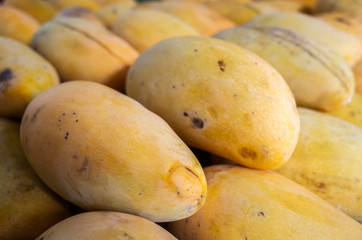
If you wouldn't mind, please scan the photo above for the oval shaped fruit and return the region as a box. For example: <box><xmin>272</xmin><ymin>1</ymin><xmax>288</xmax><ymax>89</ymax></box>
<box><xmin>276</xmin><ymin>107</ymin><xmax>362</xmax><ymax>221</ymax></box>
<box><xmin>138</xmin><ymin>1</ymin><xmax>235</xmax><ymax>36</ymax></box>
<box><xmin>244</xmin><ymin>11</ymin><xmax>362</xmax><ymax>66</ymax></box>
<box><xmin>0</xmin><ymin>5</ymin><xmax>40</xmax><ymax>45</ymax></box>
<box><xmin>168</xmin><ymin>165</ymin><xmax>362</xmax><ymax>240</ymax></box>
<box><xmin>0</xmin><ymin>36</ymin><xmax>60</xmax><ymax>119</ymax></box>
<box><xmin>126</xmin><ymin>36</ymin><xmax>300</xmax><ymax>170</ymax></box>
<box><xmin>20</xmin><ymin>81</ymin><xmax>207</xmax><ymax>222</ymax></box>
<box><xmin>36</xmin><ymin>211</ymin><xmax>177</xmax><ymax>240</ymax></box>
<box><xmin>214</xmin><ymin>25</ymin><xmax>354</xmax><ymax>111</ymax></box>
<box><xmin>112</xmin><ymin>9</ymin><xmax>199</xmax><ymax>52</ymax></box>
<box><xmin>0</xmin><ymin>118</ymin><xmax>69</xmax><ymax>240</ymax></box>
<box><xmin>31</xmin><ymin>17</ymin><xmax>139</xmax><ymax>92</ymax></box>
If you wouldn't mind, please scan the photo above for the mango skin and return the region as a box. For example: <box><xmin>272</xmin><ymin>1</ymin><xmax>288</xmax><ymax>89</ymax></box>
<box><xmin>3</xmin><ymin>0</ymin><xmax>58</xmax><ymax>23</ymax></box>
<box><xmin>0</xmin><ymin>118</ymin><xmax>69</xmax><ymax>240</ymax></box>
<box><xmin>137</xmin><ymin>1</ymin><xmax>235</xmax><ymax>36</ymax></box>
<box><xmin>126</xmin><ymin>36</ymin><xmax>300</xmax><ymax>170</ymax></box>
<box><xmin>20</xmin><ymin>81</ymin><xmax>207</xmax><ymax>223</ymax></box>
<box><xmin>244</xmin><ymin>12</ymin><xmax>362</xmax><ymax>66</ymax></box>
<box><xmin>112</xmin><ymin>9</ymin><xmax>199</xmax><ymax>52</ymax></box>
<box><xmin>276</xmin><ymin>107</ymin><xmax>362</xmax><ymax>221</ymax></box>
<box><xmin>36</xmin><ymin>211</ymin><xmax>177</xmax><ymax>240</ymax></box>
<box><xmin>0</xmin><ymin>37</ymin><xmax>60</xmax><ymax>119</ymax></box>
<box><xmin>327</xmin><ymin>93</ymin><xmax>362</xmax><ymax>129</ymax></box>
<box><xmin>168</xmin><ymin>165</ymin><xmax>362</xmax><ymax>240</ymax></box>
<box><xmin>0</xmin><ymin>6</ymin><xmax>40</xmax><ymax>45</ymax></box>
<box><xmin>214</xmin><ymin>25</ymin><xmax>355</xmax><ymax>112</ymax></box>
<box><xmin>31</xmin><ymin>17</ymin><xmax>138</xmax><ymax>92</ymax></box>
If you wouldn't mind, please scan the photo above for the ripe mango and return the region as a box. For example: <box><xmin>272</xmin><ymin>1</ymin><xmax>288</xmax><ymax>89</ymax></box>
<box><xmin>168</xmin><ymin>165</ymin><xmax>362</xmax><ymax>240</ymax></box>
<box><xmin>0</xmin><ymin>36</ymin><xmax>59</xmax><ymax>119</ymax></box>
<box><xmin>36</xmin><ymin>211</ymin><xmax>177</xmax><ymax>240</ymax></box>
<box><xmin>31</xmin><ymin>17</ymin><xmax>138</xmax><ymax>92</ymax></box>
<box><xmin>20</xmin><ymin>81</ymin><xmax>207</xmax><ymax>222</ymax></box>
<box><xmin>0</xmin><ymin>118</ymin><xmax>69</xmax><ymax>240</ymax></box>
<box><xmin>126</xmin><ymin>36</ymin><xmax>299</xmax><ymax>170</ymax></box>
<box><xmin>276</xmin><ymin>107</ymin><xmax>362</xmax><ymax>221</ymax></box>
<box><xmin>112</xmin><ymin>9</ymin><xmax>199</xmax><ymax>52</ymax></box>
<box><xmin>0</xmin><ymin>5</ymin><xmax>40</xmax><ymax>45</ymax></box>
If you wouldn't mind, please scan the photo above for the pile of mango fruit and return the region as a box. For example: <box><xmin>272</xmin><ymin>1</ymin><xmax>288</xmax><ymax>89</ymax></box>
<box><xmin>1</xmin><ymin>0</ymin><xmax>362</xmax><ymax>239</ymax></box>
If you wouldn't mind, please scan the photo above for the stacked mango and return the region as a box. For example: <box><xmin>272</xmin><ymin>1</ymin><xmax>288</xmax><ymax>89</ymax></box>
<box><xmin>0</xmin><ymin>0</ymin><xmax>362</xmax><ymax>239</ymax></box>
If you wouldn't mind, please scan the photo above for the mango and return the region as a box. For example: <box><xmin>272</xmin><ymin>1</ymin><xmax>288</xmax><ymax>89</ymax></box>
<box><xmin>0</xmin><ymin>36</ymin><xmax>60</xmax><ymax>119</ymax></box>
<box><xmin>3</xmin><ymin>0</ymin><xmax>58</xmax><ymax>23</ymax></box>
<box><xmin>54</xmin><ymin>7</ymin><xmax>104</xmax><ymax>26</ymax></box>
<box><xmin>137</xmin><ymin>1</ymin><xmax>235</xmax><ymax>36</ymax></box>
<box><xmin>0</xmin><ymin>118</ymin><xmax>69</xmax><ymax>240</ymax></box>
<box><xmin>0</xmin><ymin>5</ymin><xmax>40</xmax><ymax>45</ymax></box>
<box><xmin>275</xmin><ymin>107</ymin><xmax>362</xmax><ymax>221</ymax></box>
<box><xmin>31</xmin><ymin>17</ymin><xmax>138</xmax><ymax>92</ymax></box>
<box><xmin>20</xmin><ymin>81</ymin><xmax>207</xmax><ymax>222</ymax></box>
<box><xmin>244</xmin><ymin>11</ymin><xmax>362</xmax><ymax>66</ymax></box>
<box><xmin>112</xmin><ymin>9</ymin><xmax>199</xmax><ymax>52</ymax></box>
<box><xmin>126</xmin><ymin>36</ymin><xmax>300</xmax><ymax>170</ymax></box>
<box><xmin>168</xmin><ymin>165</ymin><xmax>362</xmax><ymax>240</ymax></box>
<box><xmin>214</xmin><ymin>25</ymin><xmax>354</xmax><ymax>111</ymax></box>
<box><xmin>97</xmin><ymin>3</ymin><xmax>135</xmax><ymax>29</ymax></box>
<box><xmin>36</xmin><ymin>211</ymin><xmax>177</xmax><ymax>240</ymax></box>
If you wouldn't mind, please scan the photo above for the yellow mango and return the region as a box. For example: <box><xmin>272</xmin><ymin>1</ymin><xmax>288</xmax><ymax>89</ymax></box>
<box><xmin>31</xmin><ymin>17</ymin><xmax>138</xmax><ymax>92</ymax></box>
<box><xmin>0</xmin><ymin>6</ymin><xmax>40</xmax><ymax>45</ymax></box>
<box><xmin>137</xmin><ymin>1</ymin><xmax>236</xmax><ymax>36</ymax></box>
<box><xmin>97</xmin><ymin>3</ymin><xmax>135</xmax><ymax>29</ymax></box>
<box><xmin>214</xmin><ymin>25</ymin><xmax>354</xmax><ymax>111</ymax></box>
<box><xmin>47</xmin><ymin>0</ymin><xmax>101</xmax><ymax>11</ymax></box>
<box><xmin>3</xmin><ymin>0</ymin><xmax>58</xmax><ymax>23</ymax></box>
<box><xmin>126</xmin><ymin>36</ymin><xmax>299</xmax><ymax>170</ymax></box>
<box><xmin>201</xmin><ymin>1</ymin><xmax>260</xmax><ymax>25</ymax></box>
<box><xmin>54</xmin><ymin>7</ymin><xmax>105</xmax><ymax>26</ymax></box>
<box><xmin>168</xmin><ymin>165</ymin><xmax>362</xmax><ymax>240</ymax></box>
<box><xmin>276</xmin><ymin>107</ymin><xmax>362</xmax><ymax>221</ymax></box>
<box><xmin>95</xmin><ymin>0</ymin><xmax>136</xmax><ymax>7</ymax></box>
<box><xmin>0</xmin><ymin>37</ymin><xmax>60</xmax><ymax>119</ymax></box>
<box><xmin>36</xmin><ymin>211</ymin><xmax>177</xmax><ymax>240</ymax></box>
<box><xmin>20</xmin><ymin>81</ymin><xmax>207</xmax><ymax>222</ymax></box>
<box><xmin>0</xmin><ymin>118</ymin><xmax>69</xmax><ymax>240</ymax></box>
<box><xmin>112</xmin><ymin>9</ymin><xmax>199</xmax><ymax>52</ymax></box>
<box><xmin>244</xmin><ymin>11</ymin><xmax>362</xmax><ymax>66</ymax></box>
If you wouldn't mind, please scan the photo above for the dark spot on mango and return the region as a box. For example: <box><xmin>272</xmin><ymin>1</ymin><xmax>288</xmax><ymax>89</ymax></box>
<box><xmin>317</xmin><ymin>182</ymin><xmax>326</xmax><ymax>188</ymax></box>
<box><xmin>194</xmin><ymin>49</ymin><xmax>198</xmax><ymax>52</ymax></box>
<box><xmin>258</xmin><ymin>211</ymin><xmax>265</xmax><ymax>217</ymax></box>
<box><xmin>185</xmin><ymin>166</ymin><xmax>199</xmax><ymax>178</ymax></box>
<box><xmin>218</xmin><ymin>60</ymin><xmax>226</xmax><ymax>72</ymax></box>
<box><xmin>64</xmin><ymin>131</ymin><xmax>69</xmax><ymax>140</ymax></box>
<box><xmin>81</xmin><ymin>157</ymin><xmax>89</xmax><ymax>172</ymax></box>
<box><xmin>0</xmin><ymin>68</ymin><xmax>13</xmax><ymax>82</ymax></box>
<box><xmin>183</xmin><ymin>112</ymin><xmax>189</xmax><ymax>117</ymax></box>
<box><xmin>239</xmin><ymin>147</ymin><xmax>257</xmax><ymax>160</ymax></box>
<box><xmin>172</xmin><ymin>85</ymin><xmax>176</xmax><ymax>88</ymax></box>
<box><xmin>192</xmin><ymin>117</ymin><xmax>204</xmax><ymax>129</ymax></box>
<box><xmin>335</xmin><ymin>17</ymin><xmax>351</xmax><ymax>25</ymax></box>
